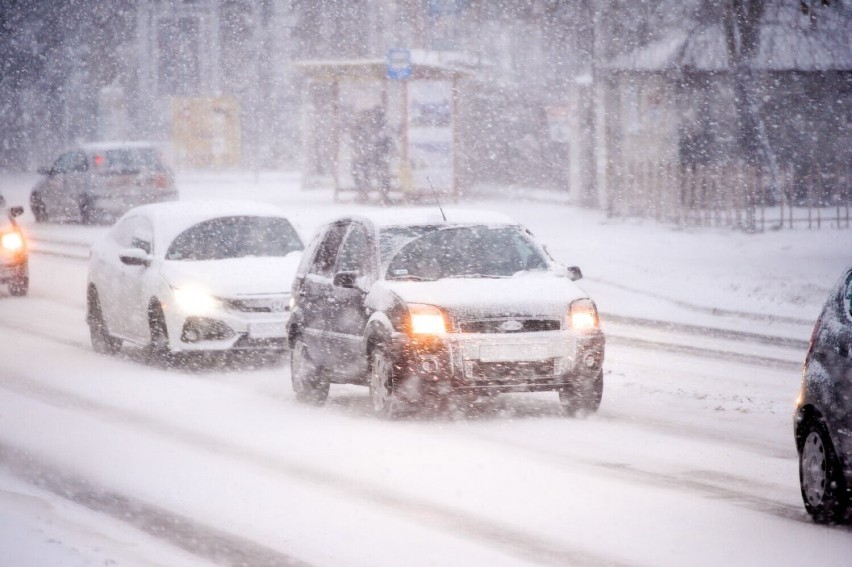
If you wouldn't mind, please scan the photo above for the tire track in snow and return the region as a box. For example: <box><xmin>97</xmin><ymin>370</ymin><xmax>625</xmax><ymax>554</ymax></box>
<box><xmin>0</xmin><ymin>442</ymin><xmax>311</xmax><ymax>567</ymax></box>
<box><xmin>459</xmin><ymin>429</ymin><xmax>805</xmax><ymax>524</ymax></box>
<box><xmin>607</xmin><ymin>335</ymin><xmax>801</xmax><ymax>371</ymax></box>
<box><xmin>0</xmin><ymin>368</ymin><xmax>626</xmax><ymax>567</ymax></box>
<box><xmin>0</xmin><ymin>316</ymin><xmax>809</xmax><ymax>535</ymax></box>
<box><xmin>602</xmin><ymin>313</ymin><xmax>809</xmax><ymax>350</ymax></box>
<box><xmin>587</xmin><ymin>277</ymin><xmax>813</xmax><ymax>326</ymax></box>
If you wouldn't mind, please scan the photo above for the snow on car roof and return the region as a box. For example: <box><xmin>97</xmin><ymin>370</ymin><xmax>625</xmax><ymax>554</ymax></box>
<box><xmin>120</xmin><ymin>200</ymin><xmax>294</xmax><ymax>255</ymax></box>
<box><xmin>79</xmin><ymin>141</ymin><xmax>160</xmax><ymax>152</ymax></box>
<box><xmin>345</xmin><ymin>208</ymin><xmax>518</xmax><ymax>230</ymax></box>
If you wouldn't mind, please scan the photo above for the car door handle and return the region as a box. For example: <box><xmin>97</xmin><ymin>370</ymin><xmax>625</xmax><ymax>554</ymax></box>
<box><xmin>837</xmin><ymin>344</ymin><xmax>850</xmax><ymax>358</ymax></box>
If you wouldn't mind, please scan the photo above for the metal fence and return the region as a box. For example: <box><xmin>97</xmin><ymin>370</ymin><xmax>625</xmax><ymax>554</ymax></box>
<box><xmin>607</xmin><ymin>162</ymin><xmax>851</xmax><ymax>231</ymax></box>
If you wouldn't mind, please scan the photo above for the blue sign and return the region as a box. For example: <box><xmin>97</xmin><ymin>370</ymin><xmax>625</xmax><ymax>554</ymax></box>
<box><xmin>387</xmin><ymin>48</ymin><xmax>412</xmax><ymax>80</ymax></box>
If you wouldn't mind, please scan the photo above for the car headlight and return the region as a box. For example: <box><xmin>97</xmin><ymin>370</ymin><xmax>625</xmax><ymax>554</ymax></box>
<box><xmin>408</xmin><ymin>303</ymin><xmax>448</xmax><ymax>335</ymax></box>
<box><xmin>1</xmin><ymin>231</ymin><xmax>24</xmax><ymax>251</ymax></box>
<box><xmin>172</xmin><ymin>286</ymin><xmax>220</xmax><ymax>315</ymax></box>
<box><xmin>568</xmin><ymin>298</ymin><xmax>599</xmax><ymax>330</ymax></box>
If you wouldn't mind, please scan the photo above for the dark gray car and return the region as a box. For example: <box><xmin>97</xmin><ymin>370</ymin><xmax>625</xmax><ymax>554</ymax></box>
<box><xmin>795</xmin><ymin>266</ymin><xmax>852</xmax><ymax>524</ymax></box>
<box><xmin>286</xmin><ymin>210</ymin><xmax>605</xmax><ymax>419</ymax></box>
<box><xmin>30</xmin><ymin>142</ymin><xmax>177</xmax><ymax>225</ymax></box>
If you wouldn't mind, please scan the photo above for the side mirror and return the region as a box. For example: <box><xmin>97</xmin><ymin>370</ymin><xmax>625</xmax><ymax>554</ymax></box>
<box><xmin>333</xmin><ymin>271</ymin><xmax>359</xmax><ymax>289</ymax></box>
<box><xmin>9</xmin><ymin>206</ymin><xmax>23</xmax><ymax>218</ymax></box>
<box><xmin>37</xmin><ymin>166</ymin><xmax>53</xmax><ymax>176</ymax></box>
<box><xmin>566</xmin><ymin>266</ymin><xmax>583</xmax><ymax>281</ymax></box>
<box><xmin>119</xmin><ymin>247</ymin><xmax>151</xmax><ymax>267</ymax></box>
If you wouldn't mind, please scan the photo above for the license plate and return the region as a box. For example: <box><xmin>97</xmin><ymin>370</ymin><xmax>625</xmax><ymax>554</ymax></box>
<box><xmin>479</xmin><ymin>343</ymin><xmax>548</xmax><ymax>362</ymax></box>
<box><xmin>248</xmin><ymin>321</ymin><xmax>287</xmax><ymax>339</ymax></box>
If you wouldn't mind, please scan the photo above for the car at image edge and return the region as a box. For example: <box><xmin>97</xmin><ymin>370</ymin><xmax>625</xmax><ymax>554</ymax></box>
<box><xmin>31</xmin><ymin>141</ymin><xmax>177</xmax><ymax>225</ymax></box>
<box><xmin>86</xmin><ymin>200</ymin><xmax>303</xmax><ymax>360</ymax></box>
<box><xmin>795</xmin><ymin>266</ymin><xmax>852</xmax><ymax>524</ymax></box>
<box><xmin>0</xmin><ymin>193</ymin><xmax>28</xmax><ymax>296</ymax></box>
<box><xmin>287</xmin><ymin>209</ymin><xmax>605</xmax><ymax>418</ymax></box>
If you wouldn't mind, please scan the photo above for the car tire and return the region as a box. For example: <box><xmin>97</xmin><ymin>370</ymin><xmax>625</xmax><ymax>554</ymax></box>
<box><xmin>79</xmin><ymin>197</ymin><xmax>97</xmax><ymax>225</ymax></box>
<box><xmin>799</xmin><ymin>419</ymin><xmax>850</xmax><ymax>524</ymax></box>
<box><xmin>7</xmin><ymin>263</ymin><xmax>29</xmax><ymax>297</ymax></box>
<box><xmin>370</xmin><ymin>348</ymin><xmax>402</xmax><ymax>419</ymax></box>
<box><xmin>87</xmin><ymin>288</ymin><xmax>122</xmax><ymax>355</ymax></box>
<box><xmin>147</xmin><ymin>302</ymin><xmax>174</xmax><ymax>365</ymax></box>
<box><xmin>30</xmin><ymin>192</ymin><xmax>47</xmax><ymax>223</ymax></box>
<box><xmin>290</xmin><ymin>338</ymin><xmax>330</xmax><ymax>405</ymax></box>
<box><xmin>559</xmin><ymin>369</ymin><xmax>603</xmax><ymax>417</ymax></box>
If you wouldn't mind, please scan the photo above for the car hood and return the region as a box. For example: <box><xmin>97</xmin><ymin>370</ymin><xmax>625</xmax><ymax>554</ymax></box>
<box><xmin>160</xmin><ymin>252</ymin><xmax>301</xmax><ymax>297</ymax></box>
<box><xmin>374</xmin><ymin>271</ymin><xmax>589</xmax><ymax>319</ymax></box>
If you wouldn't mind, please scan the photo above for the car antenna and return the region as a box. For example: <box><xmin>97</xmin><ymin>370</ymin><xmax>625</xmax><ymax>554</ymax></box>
<box><xmin>427</xmin><ymin>176</ymin><xmax>447</xmax><ymax>222</ymax></box>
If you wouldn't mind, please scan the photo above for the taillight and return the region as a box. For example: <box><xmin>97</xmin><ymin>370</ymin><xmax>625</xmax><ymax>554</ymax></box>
<box><xmin>154</xmin><ymin>174</ymin><xmax>170</xmax><ymax>189</ymax></box>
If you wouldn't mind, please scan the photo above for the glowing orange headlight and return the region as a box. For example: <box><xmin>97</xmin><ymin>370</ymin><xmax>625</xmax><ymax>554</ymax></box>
<box><xmin>1</xmin><ymin>231</ymin><xmax>24</xmax><ymax>251</ymax></box>
<box><xmin>408</xmin><ymin>304</ymin><xmax>447</xmax><ymax>335</ymax></box>
<box><xmin>569</xmin><ymin>299</ymin><xmax>598</xmax><ymax>330</ymax></box>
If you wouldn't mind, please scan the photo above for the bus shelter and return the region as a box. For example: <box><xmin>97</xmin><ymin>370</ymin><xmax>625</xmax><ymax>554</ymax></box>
<box><xmin>294</xmin><ymin>58</ymin><xmax>468</xmax><ymax>202</ymax></box>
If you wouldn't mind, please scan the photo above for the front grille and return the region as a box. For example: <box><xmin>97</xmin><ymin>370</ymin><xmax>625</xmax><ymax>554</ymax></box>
<box><xmin>225</xmin><ymin>295</ymin><xmax>289</xmax><ymax>313</ymax></box>
<box><xmin>458</xmin><ymin>318</ymin><xmax>561</xmax><ymax>334</ymax></box>
<box><xmin>467</xmin><ymin>359</ymin><xmax>556</xmax><ymax>380</ymax></box>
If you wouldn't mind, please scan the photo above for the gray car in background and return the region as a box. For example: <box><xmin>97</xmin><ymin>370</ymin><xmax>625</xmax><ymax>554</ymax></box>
<box><xmin>30</xmin><ymin>142</ymin><xmax>178</xmax><ymax>225</ymax></box>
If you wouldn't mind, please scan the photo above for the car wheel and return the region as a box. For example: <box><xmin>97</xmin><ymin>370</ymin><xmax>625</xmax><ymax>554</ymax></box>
<box><xmin>370</xmin><ymin>348</ymin><xmax>402</xmax><ymax>419</ymax></box>
<box><xmin>799</xmin><ymin>419</ymin><xmax>849</xmax><ymax>524</ymax></box>
<box><xmin>147</xmin><ymin>302</ymin><xmax>174</xmax><ymax>365</ymax></box>
<box><xmin>559</xmin><ymin>369</ymin><xmax>603</xmax><ymax>417</ymax></box>
<box><xmin>290</xmin><ymin>338</ymin><xmax>329</xmax><ymax>405</ymax></box>
<box><xmin>8</xmin><ymin>265</ymin><xmax>28</xmax><ymax>297</ymax></box>
<box><xmin>87</xmin><ymin>288</ymin><xmax>121</xmax><ymax>355</ymax></box>
<box><xmin>79</xmin><ymin>197</ymin><xmax>97</xmax><ymax>225</ymax></box>
<box><xmin>30</xmin><ymin>192</ymin><xmax>47</xmax><ymax>223</ymax></box>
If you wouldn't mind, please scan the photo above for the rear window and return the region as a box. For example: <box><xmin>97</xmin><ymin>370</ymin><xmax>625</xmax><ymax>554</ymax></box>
<box><xmin>92</xmin><ymin>148</ymin><xmax>165</xmax><ymax>174</ymax></box>
<box><xmin>166</xmin><ymin>216</ymin><xmax>303</xmax><ymax>261</ymax></box>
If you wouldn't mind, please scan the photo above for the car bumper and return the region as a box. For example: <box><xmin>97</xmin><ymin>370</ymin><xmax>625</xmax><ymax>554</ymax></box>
<box><xmin>0</xmin><ymin>256</ymin><xmax>27</xmax><ymax>282</ymax></box>
<box><xmin>386</xmin><ymin>329</ymin><xmax>605</xmax><ymax>395</ymax></box>
<box><xmin>164</xmin><ymin>304</ymin><xmax>291</xmax><ymax>353</ymax></box>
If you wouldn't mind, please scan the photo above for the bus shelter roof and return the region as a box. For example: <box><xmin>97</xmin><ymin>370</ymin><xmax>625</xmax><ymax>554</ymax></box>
<box><xmin>292</xmin><ymin>59</ymin><xmax>470</xmax><ymax>82</ymax></box>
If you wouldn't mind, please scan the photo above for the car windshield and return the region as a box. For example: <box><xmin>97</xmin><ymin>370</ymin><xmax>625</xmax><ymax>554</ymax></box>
<box><xmin>165</xmin><ymin>216</ymin><xmax>303</xmax><ymax>261</ymax></box>
<box><xmin>385</xmin><ymin>225</ymin><xmax>548</xmax><ymax>281</ymax></box>
<box><xmin>94</xmin><ymin>148</ymin><xmax>165</xmax><ymax>174</ymax></box>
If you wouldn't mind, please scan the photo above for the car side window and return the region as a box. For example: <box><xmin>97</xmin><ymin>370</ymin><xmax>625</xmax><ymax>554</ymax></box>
<box><xmin>296</xmin><ymin>232</ymin><xmax>323</xmax><ymax>278</ymax></box>
<box><xmin>52</xmin><ymin>152</ymin><xmax>75</xmax><ymax>174</ymax></box>
<box><xmin>844</xmin><ymin>273</ymin><xmax>852</xmax><ymax>321</ymax></box>
<box><xmin>70</xmin><ymin>151</ymin><xmax>88</xmax><ymax>173</ymax></box>
<box><xmin>109</xmin><ymin>218</ymin><xmax>135</xmax><ymax>247</ymax></box>
<box><xmin>309</xmin><ymin>223</ymin><xmax>348</xmax><ymax>278</ymax></box>
<box><xmin>130</xmin><ymin>218</ymin><xmax>154</xmax><ymax>255</ymax></box>
<box><xmin>110</xmin><ymin>216</ymin><xmax>151</xmax><ymax>249</ymax></box>
<box><xmin>336</xmin><ymin>224</ymin><xmax>373</xmax><ymax>275</ymax></box>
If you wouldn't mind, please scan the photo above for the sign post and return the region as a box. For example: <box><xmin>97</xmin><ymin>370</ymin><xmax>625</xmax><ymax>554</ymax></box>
<box><xmin>386</xmin><ymin>48</ymin><xmax>412</xmax><ymax>80</ymax></box>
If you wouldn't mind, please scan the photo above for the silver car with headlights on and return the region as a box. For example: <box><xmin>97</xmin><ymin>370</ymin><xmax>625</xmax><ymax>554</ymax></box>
<box><xmin>86</xmin><ymin>200</ymin><xmax>303</xmax><ymax>362</ymax></box>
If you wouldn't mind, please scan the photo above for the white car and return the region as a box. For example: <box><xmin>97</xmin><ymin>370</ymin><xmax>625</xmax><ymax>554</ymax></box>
<box><xmin>86</xmin><ymin>200</ymin><xmax>303</xmax><ymax>360</ymax></box>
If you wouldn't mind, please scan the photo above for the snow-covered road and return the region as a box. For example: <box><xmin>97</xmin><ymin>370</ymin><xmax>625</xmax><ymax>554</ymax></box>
<box><xmin>1</xmin><ymin>172</ymin><xmax>850</xmax><ymax>565</ymax></box>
